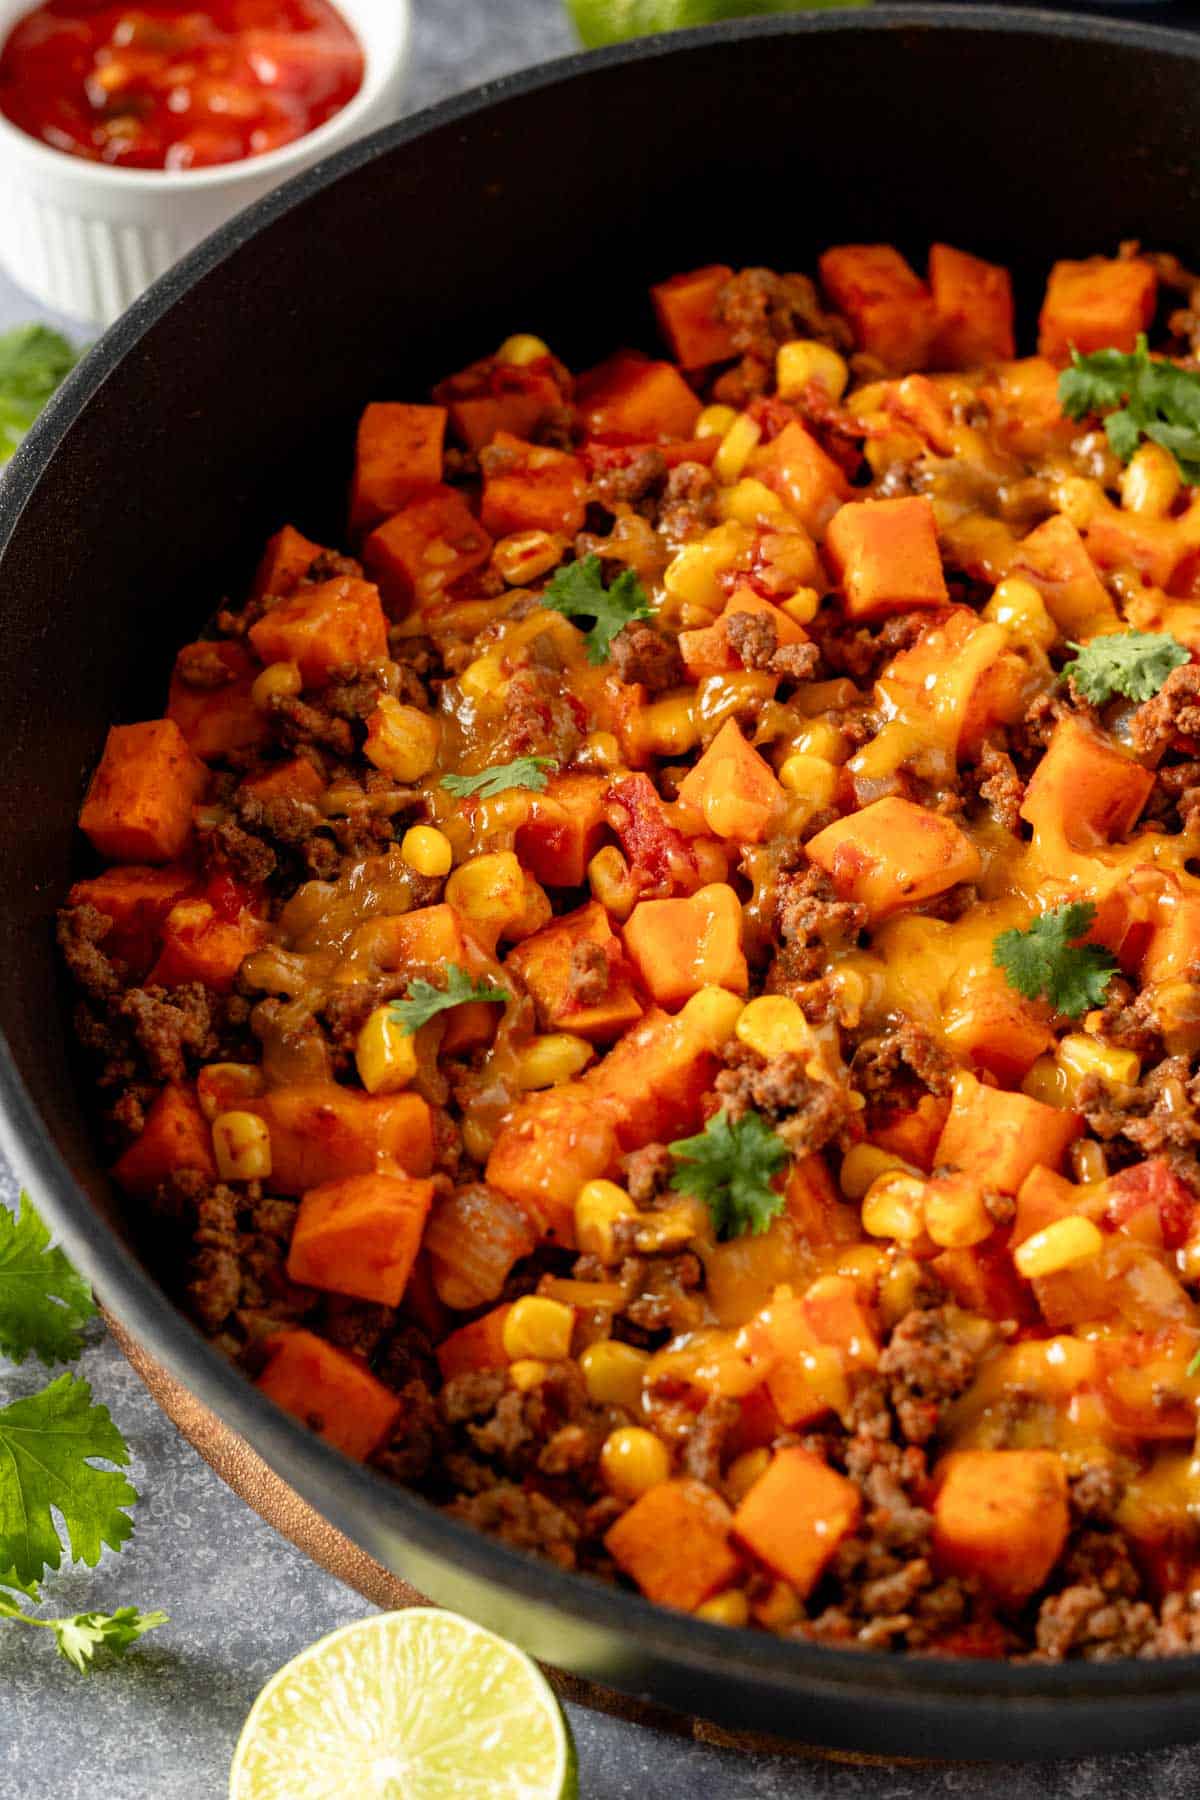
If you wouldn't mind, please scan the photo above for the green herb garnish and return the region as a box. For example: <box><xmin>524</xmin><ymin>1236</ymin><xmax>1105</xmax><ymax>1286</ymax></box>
<box><xmin>0</xmin><ymin>1190</ymin><xmax>96</xmax><ymax>1367</ymax></box>
<box><xmin>1061</xmin><ymin>630</ymin><xmax>1190</xmax><ymax>706</ymax></box>
<box><xmin>668</xmin><ymin>1107</ymin><xmax>790</xmax><ymax>1241</ymax></box>
<box><xmin>0</xmin><ymin>1591</ymin><xmax>168</xmax><ymax>1674</ymax></box>
<box><xmin>441</xmin><ymin>756</ymin><xmax>558</xmax><ymax>800</ymax></box>
<box><xmin>388</xmin><ymin>963</ymin><xmax>510</xmax><ymax>1036</ymax></box>
<box><xmin>542</xmin><ymin>553</ymin><xmax>652</xmax><ymax>665</ymax></box>
<box><xmin>993</xmin><ymin>901</ymin><xmax>1117</xmax><ymax>1018</ymax></box>
<box><xmin>1059</xmin><ymin>337</ymin><xmax>1200</xmax><ymax>482</ymax></box>
<box><xmin>0</xmin><ymin>325</ymin><xmax>82</xmax><ymax>464</ymax></box>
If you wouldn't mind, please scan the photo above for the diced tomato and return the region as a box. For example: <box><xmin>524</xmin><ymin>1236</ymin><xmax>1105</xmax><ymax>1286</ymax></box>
<box><xmin>1106</xmin><ymin>1158</ymin><xmax>1197</xmax><ymax>1250</ymax></box>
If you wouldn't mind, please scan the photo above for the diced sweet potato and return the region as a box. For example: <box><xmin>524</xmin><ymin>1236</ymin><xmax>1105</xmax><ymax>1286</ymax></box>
<box><xmin>824</xmin><ymin>495</ymin><xmax>948</xmax><ymax>621</ymax></box>
<box><xmin>928</xmin><ymin>243</ymin><xmax>1015</xmax><ymax>368</ymax></box>
<box><xmin>678</xmin><ymin>587</ymin><xmax>809</xmax><ymax>679</ymax></box>
<box><xmin>480</xmin><ymin>431</ymin><xmax>587</xmax><ymax>538</ymax></box>
<box><xmin>112</xmin><ymin>1083</ymin><xmax>216</xmax><ymax>1196</ymax></box>
<box><xmin>932</xmin><ymin>1449</ymin><xmax>1069</xmax><ymax>1605</ymax></box>
<box><xmin>244</xmin><ymin>1083</ymin><xmax>433</xmax><ymax>1194</ymax></box>
<box><xmin>256</xmin><ymin>1330</ymin><xmax>403</xmax><ymax>1461</ymax></box>
<box><xmin>67</xmin><ymin>864</ymin><xmax>195</xmax><ymax>976</ymax></box>
<box><xmin>251</xmin><ymin>523</ymin><xmax>327</xmax><ymax>599</ymax></box>
<box><xmin>286</xmin><ymin>1172</ymin><xmax>433</xmax><ymax>1306</ymax></box>
<box><xmin>435</xmin><ymin>357</ymin><xmax>564</xmax><ymax>453</ymax></box>
<box><xmin>870</xmin><ymin>1094</ymin><xmax>950</xmax><ymax>1173</ymax></box>
<box><xmin>1038</xmin><ymin>256</ymin><xmax>1158</xmax><ymax>361</ymax></box>
<box><xmin>977</xmin><ymin>357</ymin><xmax>1074</xmax><ymax>459</ymax></box>
<box><xmin>936</xmin><ymin>1069</ymin><xmax>1081</xmax><ymax>1194</ymax></box>
<box><xmin>1011</xmin><ymin>514</ymin><xmax>1119</xmax><ymax>636</ymax></box>
<box><xmin>751</xmin><ymin>1296</ymin><xmax>846</xmax><ymax>1429</ymax></box>
<box><xmin>676</xmin><ymin>718</ymin><xmax>784</xmax><ymax>844</ymax></box>
<box><xmin>147</xmin><ymin>896</ymin><xmax>268</xmax><ymax>992</ymax></box>
<box><xmin>238</xmin><ymin>756</ymin><xmax>326</xmax><ymax>806</ymax></box>
<box><xmin>622</xmin><ymin>882</ymin><xmax>748</xmax><ymax>1009</ymax></box>
<box><xmin>350</xmin><ymin>402</ymin><xmax>446</xmax><ymax>532</ymax></box>
<box><xmin>248</xmin><ymin>576</ymin><xmax>388</xmax><ymax>686</ymax></box>
<box><xmin>605</xmin><ymin>1478</ymin><xmax>740</xmax><ymax>1611</ymax></box>
<box><xmin>875</xmin><ymin>606</ymin><xmax>1028</xmax><ymax>761</ymax></box>
<box><xmin>1012</xmin><ymin>1163</ymin><xmax>1085</xmax><ymax>1247</ymax></box>
<box><xmin>340</xmin><ymin>901</ymin><xmax>481</xmax><ymax>983</ymax></box>
<box><xmin>515</xmin><ymin>772</ymin><xmax>610</xmax><ymax>888</ymax></box>
<box><xmin>362</xmin><ymin>487</ymin><xmax>492</xmax><ymax>615</ymax></box>
<box><xmin>784</xmin><ymin>1152</ymin><xmax>857</xmax><ymax>1243</ymax></box>
<box><xmin>1086</xmin><ymin>507</ymin><xmax>1183</xmax><ymax>592</ymax></box>
<box><xmin>819</xmin><ymin>244</ymin><xmax>936</xmax><ymax>372</ymax></box>
<box><xmin>576</xmin><ymin>352</ymin><xmax>701</xmax><ymax>442</ymax></box>
<box><xmin>79</xmin><ymin>719</ymin><xmax>206</xmax><ymax>864</ymax></box>
<box><xmin>942</xmin><ymin>975</ymin><xmax>1056</xmax><ymax>1083</ymax></box>
<box><xmin>805</xmin><ymin>796</ymin><xmax>981</xmax><ymax>923</ymax></box>
<box><xmin>486</xmin><ymin>1082</ymin><xmax>618</xmax><ymax>1244</ymax></box>
<box><xmin>932</xmin><ymin>1241</ymin><xmax>1033</xmax><ymax>1324</ymax></box>
<box><xmin>733</xmin><ymin>1447</ymin><xmax>861</xmax><ymax>1596</ymax></box>
<box><xmin>166</xmin><ymin>639</ymin><xmax>269</xmax><ymax>762</ymax></box>
<box><xmin>752</xmin><ymin>419</ymin><xmax>850</xmax><ymax>538</ymax></box>
<box><xmin>651</xmin><ymin>264</ymin><xmax>737</xmax><ymax>369</ymax></box>
<box><xmin>585</xmin><ymin>1006</ymin><xmax>719</xmax><ymax>1151</ymax></box>
<box><xmin>1020</xmin><ymin>714</ymin><xmax>1154</xmax><ymax>849</ymax></box>
<box><xmin>435</xmin><ymin>1304</ymin><xmax>513</xmax><ymax>1380</ymax></box>
<box><xmin>504</xmin><ymin>902</ymin><xmax>643</xmax><ymax>1043</ymax></box>
<box><xmin>1143</xmin><ymin>893</ymin><xmax>1200</xmax><ymax>983</ymax></box>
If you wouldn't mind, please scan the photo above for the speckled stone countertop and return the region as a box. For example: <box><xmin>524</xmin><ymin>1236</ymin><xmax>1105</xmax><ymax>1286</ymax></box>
<box><xmin>4</xmin><ymin>1</ymin><xmax>1200</xmax><ymax>1793</ymax></box>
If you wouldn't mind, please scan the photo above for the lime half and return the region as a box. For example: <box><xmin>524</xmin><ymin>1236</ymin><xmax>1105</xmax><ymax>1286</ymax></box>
<box><xmin>229</xmin><ymin>1608</ymin><xmax>577</xmax><ymax>1800</ymax></box>
<box><xmin>567</xmin><ymin>0</ymin><xmax>867</xmax><ymax>51</ymax></box>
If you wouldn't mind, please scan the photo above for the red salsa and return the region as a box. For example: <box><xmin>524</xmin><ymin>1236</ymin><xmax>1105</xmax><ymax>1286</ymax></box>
<box><xmin>0</xmin><ymin>0</ymin><xmax>364</xmax><ymax>170</ymax></box>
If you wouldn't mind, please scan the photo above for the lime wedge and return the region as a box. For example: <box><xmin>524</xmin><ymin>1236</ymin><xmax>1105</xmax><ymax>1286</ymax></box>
<box><xmin>229</xmin><ymin>1608</ymin><xmax>578</xmax><ymax>1799</ymax></box>
<box><xmin>567</xmin><ymin>0</ymin><xmax>867</xmax><ymax>51</ymax></box>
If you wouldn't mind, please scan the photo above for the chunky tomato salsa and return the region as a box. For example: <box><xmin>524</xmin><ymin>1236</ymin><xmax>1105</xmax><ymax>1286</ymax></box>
<box><xmin>0</xmin><ymin>0</ymin><xmax>363</xmax><ymax>169</ymax></box>
<box><xmin>60</xmin><ymin>242</ymin><xmax>1200</xmax><ymax>1658</ymax></box>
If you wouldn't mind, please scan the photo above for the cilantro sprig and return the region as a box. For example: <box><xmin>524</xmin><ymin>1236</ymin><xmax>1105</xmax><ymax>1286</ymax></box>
<box><xmin>441</xmin><ymin>756</ymin><xmax>558</xmax><ymax>800</ymax></box>
<box><xmin>668</xmin><ymin>1108</ymin><xmax>790</xmax><ymax>1241</ymax></box>
<box><xmin>542</xmin><ymin>553</ymin><xmax>652</xmax><ymax>664</ymax></box>
<box><xmin>0</xmin><ymin>1591</ymin><xmax>167</xmax><ymax>1674</ymax></box>
<box><xmin>1059</xmin><ymin>337</ymin><xmax>1200</xmax><ymax>482</ymax></box>
<box><xmin>992</xmin><ymin>901</ymin><xmax>1118</xmax><ymax>1018</ymax></box>
<box><xmin>1061</xmin><ymin>630</ymin><xmax>1190</xmax><ymax>706</ymax></box>
<box><xmin>0</xmin><ymin>325</ymin><xmax>82</xmax><ymax>464</ymax></box>
<box><xmin>0</xmin><ymin>1190</ymin><xmax>96</xmax><ymax>1366</ymax></box>
<box><xmin>388</xmin><ymin>963</ymin><xmax>510</xmax><ymax>1036</ymax></box>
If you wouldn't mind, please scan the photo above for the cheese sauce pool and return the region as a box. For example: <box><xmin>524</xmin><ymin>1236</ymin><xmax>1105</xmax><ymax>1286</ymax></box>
<box><xmin>0</xmin><ymin>0</ymin><xmax>364</xmax><ymax>170</ymax></box>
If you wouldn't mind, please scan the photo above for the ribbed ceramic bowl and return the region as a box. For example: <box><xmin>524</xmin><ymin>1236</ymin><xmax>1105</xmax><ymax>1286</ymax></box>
<box><xmin>0</xmin><ymin>0</ymin><xmax>409</xmax><ymax>323</ymax></box>
<box><xmin>3</xmin><ymin>8</ymin><xmax>1200</xmax><ymax>1761</ymax></box>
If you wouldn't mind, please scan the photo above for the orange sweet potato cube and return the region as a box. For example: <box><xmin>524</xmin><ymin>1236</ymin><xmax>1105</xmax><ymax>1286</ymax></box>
<box><xmin>147</xmin><ymin>896</ymin><xmax>268</xmax><ymax>992</ymax></box>
<box><xmin>805</xmin><ymin>795</ymin><xmax>981</xmax><ymax>922</ymax></box>
<box><xmin>676</xmin><ymin>718</ymin><xmax>784</xmax><ymax>844</ymax></box>
<box><xmin>753</xmin><ymin>419</ymin><xmax>850</xmax><ymax>538</ymax></box>
<box><xmin>650</xmin><ymin>264</ymin><xmax>737</xmax><ymax>370</ymax></box>
<box><xmin>584</xmin><ymin>1006</ymin><xmax>718</xmax><ymax>1150</ymax></box>
<box><xmin>504</xmin><ymin>901</ymin><xmax>643</xmax><ymax>1043</ymax></box>
<box><xmin>1012</xmin><ymin>514</ymin><xmax>1119</xmax><ymax>637</ymax></box>
<box><xmin>1087</xmin><ymin>508</ymin><xmax>1183</xmax><ymax>592</ymax></box>
<box><xmin>935</xmin><ymin>1069</ymin><xmax>1081</xmax><ymax>1194</ymax></box>
<box><xmin>1038</xmin><ymin>256</ymin><xmax>1158</xmax><ymax>361</ymax></box>
<box><xmin>605</xmin><ymin>1478</ymin><xmax>740</xmax><ymax>1611</ymax></box>
<box><xmin>1020</xmin><ymin>714</ymin><xmax>1154</xmax><ymax>849</ymax></box>
<box><xmin>870</xmin><ymin>1094</ymin><xmax>950</xmax><ymax>1173</ymax></box>
<box><xmin>344</xmin><ymin>901</ymin><xmax>479</xmax><ymax>980</ymax></box>
<box><xmin>978</xmin><ymin>357</ymin><xmax>1075</xmax><ymax>459</ymax></box>
<box><xmin>733</xmin><ymin>1447</ymin><xmax>861</xmax><ymax>1597</ymax></box>
<box><xmin>362</xmin><ymin>486</ymin><xmax>492</xmax><ymax>614</ymax></box>
<box><xmin>576</xmin><ymin>352</ymin><xmax>701</xmax><ymax>442</ymax></box>
<box><xmin>678</xmin><ymin>587</ymin><xmax>809</xmax><ymax>679</ymax></box>
<box><xmin>167</xmin><ymin>639</ymin><xmax>270</xmax><ymax>762</ymax></box>
<box><xmin>286</xmin><ymin>1171</ymin><xmax>433</xmax><ymax>1306</ymax></box>
<box><xmin>244</xmin><ymin>1083</ymin><xmax>434</xmax><ymax>1194</ymax></box>
<box><xmin>819</xmin><ymin>244</ymin><xmax>936</xmax><ymax>372</ymax></box>
<box><xmin>623</xmin><ymin>882</ymin><xmax>748</xmax><ymax>1009</ymax></box>
<box><xmin>79</xmin><ymin>719</ymin><xmax>206</xmax><ymax>864</ymax></box>
<box><xmin>238</xmin><ymin>756</ymin><xmax>326</xmax><ymax>806</ymax></box>
<box><xmin>515</xmin><ymin>772</ymin><xmax>610</xmax><ymax>888</ymax></box>
<box><xmin>435</xmin><ymin>356</ymin><xmax>565</xmax><ymax>453</ymax></box>
<box><xmin>251</xmin><ymin>523</ymin><xmax>327</xmax><ymax>599</ymax></box>
<box><xmin>256</xmin><ymin>1330</ymin><xmax>403</xmax><ymax>1461</ymax></box>
<box><xmin>1012</xmin><ymin>1163</ymin><xmax>1083</xmax><ymax>1247</ymax></box>
<box><xmin>435</xmin><ymin>1304</ymin><xmax>513</xmax><ymax>1380</ymax></box>
<box><xmin>943</xmin><ymin>975</ymin><xmax>1055</xmax><ymax>1084</ymax></box>
<box><xmin>875</xmin><ymin>606</ymin><xmax>1027</xmax><ymax>761</ymax></box>
<box><xmin>824</xmin><ymin>495</ymin><xmax>948</xmax><ymax>621</ymax></box>
<box><xmin>480</xmin><ymin>431</ymin><xmax>587</xmax><ymax>538</ymax></box>
<box><xmin>248</xmin><ymin>576</ymin><xmax>389</xmax><ymax>686</ymax></box>
<box><xmin>928</xmin><ymin>243</ymin><xmax>1015</xmax><ymax>368</ymax></box>
<box><xmin>1142</xmin><ymin>893</ymin><xmax>1200</xmax><ymax>983</ymax></box>
<box><xmin>486</xmin><ymin>1082</ymin><xmax>618</xmax><ymax>1244</ymax></box>
<box><xmin>67</xmin><ymin>864</ymin><xmax>195</xmax><ymax>976</ymax></box>
<box><xmin>350</xmin><ymin>402</ymin><xmax>446</xmax><ymax>532</ymax></box>
<box><xmin>112</xmin><ymin>1083</ymin><xmax>216</xmax><ymax>1196</ymax></box>
<box><xmin>932</xmin><ymin>1449</ymin><xmax>1069</xmax><ymax>1605</ymax></box>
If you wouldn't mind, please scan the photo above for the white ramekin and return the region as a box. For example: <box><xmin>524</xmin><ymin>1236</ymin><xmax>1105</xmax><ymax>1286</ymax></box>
<box><xmin>0</xmin><ymin>0</ymin><xmax>409</xmax><ymax>324</ymax></box>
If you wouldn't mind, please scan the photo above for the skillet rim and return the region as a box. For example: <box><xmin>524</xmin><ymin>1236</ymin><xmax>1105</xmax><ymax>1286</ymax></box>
<box><xmin>4</xmin><ymin>2</ymin><xmax>1200</xmax><ymax>1719</ymax></box>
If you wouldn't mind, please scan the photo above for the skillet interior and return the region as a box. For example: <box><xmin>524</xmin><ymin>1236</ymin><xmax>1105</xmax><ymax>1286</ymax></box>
<box><xmin>3</xmin><ymin>8</ymin><xmax>1200</xmax><ymax>1757</ymax></box>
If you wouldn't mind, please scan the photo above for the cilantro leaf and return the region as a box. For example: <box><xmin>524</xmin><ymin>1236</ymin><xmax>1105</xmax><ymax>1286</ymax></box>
<box><xmin>0</xmin><ymin>1372</ymin><xmax>138</xmax><ymax>1587</ymax></box>
<box><xmin>0</xmin><ymin>1191</ymin><xmax>96</xmax><ymax>1367</ymax></box>
<box><xmin>387</xmin><ymin>962</ymin><xmax>510</xmax><ymax>1036</ymax></box>
<box><xmin>1061</xmin><ymin>630</ymin><xmax>1190</xmax><ymax>705</ymax></box>
<box><xmin>0</xmin><ymin>325</ymin><xmax>82</xmax><ymax>464</ymax></box>
<box><xmin>668</xmin><ymin>1108</ymin><xmax>790</xmax><ymax>1241</ymax></box>
<box><xmin>542</xmin><ymin>553</ymin><xmax>652</xmax><ymax>664</ymax></box>
<box><xmin>441</xmin><ymin>756</ymin><xmax>558</xmax><ymax>800</ymax></box>
<box><xmin>1189</xmin><ymin>1345</ymin><xmax>1200</xmax><ymax>1379</ymax></box>
<box><xmin>1058</xmin><ymin>338</ymin><xmax>1200</xmax><ymax>483</ymax></box>
<box><xmin>0</xmin><ymin>1588</ymin><xmax>167</xmax><ymax>1674</ymax></box>
<box><xmin>992</xmin><ymin>901</ymin><xmax>1118</xmax><ymax>1018</ymax></box>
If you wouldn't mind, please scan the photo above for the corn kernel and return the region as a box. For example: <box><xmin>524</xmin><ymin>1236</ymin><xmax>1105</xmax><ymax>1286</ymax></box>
<box><xmin>445</xmin><ymin>851</ymin><xmax>530</xmax><ymax>940</ymax></box>
<box><xmin>632</xmin><ymin>1203</ymin><xmax>701</xmax><ymax>1254</ymax></box>
<box><xmin>508</xmin><ymin>1358</ymin><xmax>549</xmax><ymax>1392</ymax></box>
<box><xmin>635</xmin><ymin>691</ymin><xmax>700</xmax><ymax>757</ymax></box>
<box><xmin>502</xmin><ymin>1295</ymin><xmax>575</xmax><ymax>1361</ymax></box>
<box><xmin>355</xmin><ymin>1005</ymin><xmax>419</xmax><ymax>1093</ymax></box>
<box><xmin>778</xmin><ymin>752</ymin><xmax>837</xmax><ymax>805</ymax></box>
<box><xmin>696</xmin><ymin>403</ymin><xmax>738</xmax><ymax>440</ymax></box>
<box><xmin>662</xmin><ymin>522</ymin><xmax>754</xmax><ymax>619</ymax></box>
<box><xmin>726</xmin><ymin>1448</ymin><xmax>771</xmax><ymax>1506</ymax></box>
<box><xmin>840</xmin><ymin>1143</ymin><xmax>918</xmax><ymax>1201</ymax></box>
<box><xmin>588</xmin><ymin>845</ymin><xmax>637</xmax><ymax>921</ymax></box>
<box><xmin>1055</xmin><ymin>475</ymin><xmax>1107</xmax><ymax>530</ymax></box>
<box><xmin>580</xmin><ymin>730</ymin><xmax>622</xmax><ymax>772</ymax></box>
<box><xmin>1014</xmin><ymin>1216</ymin><xmax>1105</xmax><ymax>1279</ymax></box>
<box><xmin>694</xmin><ymin>1589</ymin><xmax>750</xmax><ymax>1628</ymax></box>
<box><xmin>461</xmin><ymin>1114</ymin><xmax>492</xmax><ymax>1164</ymax></box>
<box><xmin>924</xmin><ymin>1179</ymin><xmax>993</xmax><ymax>1250</ymax></box>
<box><xmin>861</xmin><ymin>1172</ymin><xmax>927</xmax><ymax>1244</ymax></box>
<box><xmin>879</xmin><ymin>1255</ymin><xmax>924</xmax><ymax>1328</ymax></box>
<box><xmin>459</xmin><ymin>651</ymin><xmax>509</xmax><ymax>702</ymax></box>
<box><xmin>600</xmin><ymin>1426</ymin><xmax>671</xmax><ymax>1499</ymax></box>
<box><xmin>496</xmin><ymin>332</ymin><xmax>550</xmax><ymax>366</ymax></box>
<box><xmin>1057</xmin><ymin>1033</ymin><xmax>1140</xmax><ymax>1092</ymax></box>
<box><xmin>736</xmin><ymin>994</ymin><xmax>812</xmax><ymax>1060</ymax></box>
<box><xmin>716</xmin><ymin>477</ymin><xmax>785</xmax><ymax>527</ymax></box>
<box><xmin>492</xmin><ymin>528</ymin><xmax>565</xmax><ymax>586</ymax></box>
<box><xmin>211</xmin><ymin>1110</ymin><xmax>272</xmax><ymax>1182</ymax></box>
<box><xmin>364</xmin><ymin>696</ymin><xmax>439</xmax><ymax>781</ymax></box>
<box><xmin>1022</xmin><ymin>1055</ymin><xmax>1071</xmax><ymax>1108</ymax></box>
<box><xmin>791</xmin><ymin>719</ymin><xmax>846</xmax><ymax>762</ymax></box>
<box><xmin>197</xmin><ymin>1062</ymin><xmax>265</xmax><ymax>1121</ymax></box>
<box><xmin>751</xmin><ymin>1580</ymin><xmax>802</xmax><ymax>1631</ymax></box>
<box><xmin>1071</xmin><ymin>1140</ymin><xmax>1108</xmax><ymax>1185</ymax></box>
<box><xmin>779</xmin><ymin>587</ymin><xmax>820</xmax><ymax>626</ymax></box>
<box><xmin>251</xmin><ymin>660</ymin><xmax>303</xmax><ymax>709</ymax></box>
<box><xmin>400</xmin><ymin>824</ymin><xmax>453</xmax><ymax>878</ymax></box>
<box><xmin>580</xmin><ymin>1340</ymin><xmax>649</xmax><ymax>1409</ymax></box>
<box><xmin>982</xmin><ymin>578</ymin><xmax>1058</xmax><ymax>652</ymax></box>
<box><xmin>776</xmin><ymin>339</ymin><xmax>849</xmax><ymax>403</ymax></box>
<box><xmin>575</xmin><ymin>1180</ymin><xmax>636</xmax><ymax>1263</ymax></box>
<box><xmin>1122</xmin><ymin>442</ymin><xmax>1180</xmax><ymax>518</ymax></box>
<box><xmin>515</xmin><ymin>1033</ymin><xmax>594</xmax><ymax>1090</ymax></box>
<box><xmin>713</xmin><ymin>413</ymin><xmax>763</xmax><ymax>485</ymax></box>
<box><xmin>679</xmin><ymin>985</ymin><xmax>745</xmax><ymax>1049</ymax></box>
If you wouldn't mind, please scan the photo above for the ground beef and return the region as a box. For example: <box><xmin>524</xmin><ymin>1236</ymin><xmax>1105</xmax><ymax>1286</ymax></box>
<box><xmin>174</xmin><ymin>640</ymin><xmax>238</xmax><ymax>687</ymax></box>
<box><xmin>771</xmin><ymin>641</ymin><xmax>820</xmax><ymax>681</ymax></box>
<box><xmin>320</xmin><ymin>1295</ymin><xmax>396</xmax><ymax>1359</ymax></box>
<box><xmin>683</xmin><ymin>1397</ymin><xmax>739</xmax><ymax>1486</ymax></box>
<box><xmin>305</xmin><ymin>549</ymin><xmax>362</xmax><ymax>584</ymax></box>
<box><xmin>371</xmin><ymin>1380</ymin><xmax>442</xmax><ymax>1484</ymax></box>
<box><xmin>1033</xmin><ymin>1530</ymin><xmax>1155</xmax><ymax>1661</ymax></box>
<box><xmin>324</xmin><ymin>667</ymin><xmax>385</xmax><ymax>721</ymax></box>
<box><xmin>975</xmin><ymin>741</ymin><xmax>1024</xmax><ymax>832</ymax></box>
<box><xmin>725</xmin><ymin>608</ymin><xmax>778</xmax><ymax>670</ymax></box>
<box><xmin>813</xmin><ymin>610</ymin><xmax>930</xmax><ymax>684</ymax></box>
<box><xmin>439</xmin><ymin>1369</ymin><xmax>508</xmax><ymax>1424</ymax></box>
<box><xmin>445</xmin><ymin>1483</ymin><xmax>580</xmax><ymax>1569</ymax></box>
<box><xmin>1090</xmin><ymin>975</ymin><xmax>1166</xmax><ymax>1059</ymax></box>
<box><xmin>57</xmin><ymin>904</ymin><xmax>121</xmax><ymax>1000</ymax></box>
<box><xmin>1081</xmin><ymin>1054</ymin><xmax>1200</xmax><ymax>1156</ymax></box>
<box><xmin>487</xmin><ymin>667</ymin><xmax>583</xmax><ymax>766</ymax></box>
<box><xmin>267</xmin><ymin>693</ymin><xmax>356</xmax><ymax>756</ymax></box>
<box><xmin>199</xmin><ymin>818</ymin><xmax>277</xmax><ymax>885</ymax></box>
<box><xmin>116</xmin><ymin>982</ymin><xmax>216</xmax><ymax>1085</ymax></box>
<box><xmin>621</xmin><ymin>1142</ymin><xmax>672</xmax><ymax>1204</ymax></box>
<box><xmin>715</xmin><ymin>1043</ymin><xmax>860</xmax><ymax>1156</ymax></box>
<box><xmin>654</xmin><ymin>461</ymin><xmax>718</xmax><ymax>543</ymax></box>
<box><xmin>608</xmin><ymin>620</ymin><xmax>684</xmax><ymax>692</ymax></box>
<box><xmin>771</xmin><ymin>865</ymin><xmax>867</xmax><ymax>984</ymax></box>
<box><xmin>589</xmin><ymin>448</ymin><xmax>667</xmax><ymax>512</ymax></box>
<box><xmin>852</xmin><ymin>1019</ymin><xmax>955</xmax><ymax>1099</ymax></box>
<box><xmin>712</xmin><ymin>267</ymin><xmax>850</xmax><ymax>405</ymax></box>
<box><xmin>237</xmin><ymin>788</ymin><xmax>325</xmax><ymax>845</ymax></box>
<box><xmin>1150</xmin><ymin>1590</ymin><xmax>1200</xmax><ymax>1655</ymax></box>
<box><xmin>622</xmin><ymin>1251</ymin><xmax>705</xmax><ymax>1335</ymax></box>
<box><xmin>565</xmin><ymin>937</ymin><xmax>611</xmax><ymax>1009</ymax></box>
<box><xmin>1132</xmin><ymin>662</ymin><xmax>1200</xmax><ymax>757</ymax></box>
<box><xmin>877</xmin><ymin>1305</ymin><xmax>981</xmax><ymax>1445</ymax></box>
<box><xmin>1070</xmin><ymin>1462</ymin><xmax>1126</xmax><ymax>1525</ymax></box>
<box><xmin>186</xmin><ymin>1183</ymin><xmax>241</xmax><ymax>1330</ymax></box>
